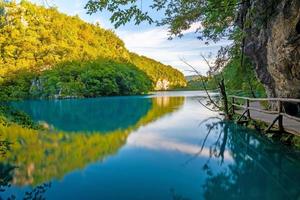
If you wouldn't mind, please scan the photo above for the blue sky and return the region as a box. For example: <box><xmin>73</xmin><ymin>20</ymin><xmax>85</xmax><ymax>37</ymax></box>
<box><xmin>30</xmin><ymin>0</ymin><xmax>231</xmax><ymax>75</ymax></box>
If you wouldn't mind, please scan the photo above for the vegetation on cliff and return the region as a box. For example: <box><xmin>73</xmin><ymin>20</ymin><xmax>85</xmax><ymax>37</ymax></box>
<box><xmin>130</xmin><ymin>53</ymin><xmax>187</xmax><ymax>89</ymax></box>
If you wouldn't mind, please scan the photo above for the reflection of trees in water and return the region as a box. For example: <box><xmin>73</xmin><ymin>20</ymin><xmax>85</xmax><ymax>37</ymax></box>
<box><xmin>197</xmin><ymin>120</ymin><xmax>300</xmax><ymax>200</ymax></box>
<box><xmin>0</xmin><ymin>163</ymin><xmax>15</xmax><ymax>193</ymax></box>
<box><xmin>0</xmin><ymin>125</ymin><xmax>131</xmax><ymax>187</ymax></box>
<box><xmin>169</xmin><ymin>188</ymin><xmax>191</xmax><ymax>200</ymax></box>
<box><xmin>11</xmin><ymin>96</ymin><xmax>185</xmax><ymax>133</ymax></box>
<box><xmin>23</xmin><ymin>182</ymin><xmax>51</xmax><ymax>200</ymax></box>
<box><xmin>0</xmin><ymin>140</ymin><xmax>15</xmax><ymax>197</ymax></box>
<box><xmin>0</xmin><ymin>96</ymin><xmax>185</xmax><ymax>198</ymax></box>
<box><xmin>11</xmin><ymin>97</ymin><xmax>153</xmax><ymax>132</ymax></box>
<box><xmin>0</xmin><ymin>96</ymin><xmax>185</xmax><ymax>188</ymax></box>
<box><xmin>0</xmin><ymin>141</ymin><xmax>11</xmax><ymax>157</ymax></box>
<box><xmin>1</xmin><ymin>180</ymin><xmax>51</xmax><ymax>200</ymax></box>
<box><xmin>184</xmin><ymin>117</ymin><xmax>228</xmax><ymax>167</ymax></box>
<box><xmin>0</xmin><ymin>138</ymin><xmax>51</xmax><ymax>200</ymax></box>
<box><xmin>0</xmin><ymin>139</ymin><xmax>14</xmax><ymax>193</ymax></box>
<box><xmin>137</xmin><ymin>97</ymin><xmax>185</xmax><ymax>126</ymax></box>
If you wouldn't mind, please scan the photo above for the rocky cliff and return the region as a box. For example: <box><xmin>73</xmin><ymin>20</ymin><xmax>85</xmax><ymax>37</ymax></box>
<box><xmin>239</xmin><ymin>0</ymin><xmax>300</xmax><ymax>98</ymax></box>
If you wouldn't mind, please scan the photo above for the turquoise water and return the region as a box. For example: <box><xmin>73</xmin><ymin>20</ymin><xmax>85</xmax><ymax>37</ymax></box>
<box><xmin>11</xmin><ymin>96</ymin><xmax>153</xmax><ymax>132</ymax></box>
<box><xmin>1</xmin><ymin>91</ymin><xmax>300</xmax><ymax>200</ymax></box>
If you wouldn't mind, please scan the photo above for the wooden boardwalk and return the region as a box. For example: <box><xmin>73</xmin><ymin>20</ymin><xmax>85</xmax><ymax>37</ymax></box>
<box><xmin>230</xmin><ymin>96</ymin><xmax>300</xmax><ymax>136</ymax></box>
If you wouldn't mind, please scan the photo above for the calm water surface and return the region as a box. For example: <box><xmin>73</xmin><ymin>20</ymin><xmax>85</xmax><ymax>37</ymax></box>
<box><xmin>1</xmin><ymin>91</ymin><xmax>300</xmax><ymax>200</ymax></box>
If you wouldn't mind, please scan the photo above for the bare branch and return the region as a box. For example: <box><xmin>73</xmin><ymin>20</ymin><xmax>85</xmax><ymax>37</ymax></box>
<box><xmin>197</xmin><ymin>116</ymin><xmax>222</xmax><ymax>127</ymax></box>
<box><xmin>197</xmin><ymin>99</ymin><xmax>219</xmax><ymax>112</ymax></box>
<box><xmin>180</xmin><ymin>57</ymin><xmax>221</xmax><ymax>109</ymax></box>
<box><xmin>200</xmin><ymin>54</ymin><xmax>214</xmax><ymax>72</ymax></box>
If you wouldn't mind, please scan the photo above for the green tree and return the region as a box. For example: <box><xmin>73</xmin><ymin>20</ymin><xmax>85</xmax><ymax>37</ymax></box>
<box><xmin>84</xmin><ymin>0</ymin><xmax>268</xmax><ymax>111</ymax></box>
<box><xmin>85</xmin><ymin>0</ymin><xmax>240</xmax><ymax>41</ymax></box>
<box><xmin>0</xmin><ymin>1</ymin><xmax>186</xmax><ymax>97</ymax></box>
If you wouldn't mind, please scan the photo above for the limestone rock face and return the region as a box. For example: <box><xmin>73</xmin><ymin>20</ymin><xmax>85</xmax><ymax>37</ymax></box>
<box><xmin>241</xmin><ymin>0</ymin><xmax>300</xmax><ymax>98</ymax></box>
<box><xmin>155</xmin><ymin>79</ymin><xmax>170</xmax><ymax>90</ymax></box>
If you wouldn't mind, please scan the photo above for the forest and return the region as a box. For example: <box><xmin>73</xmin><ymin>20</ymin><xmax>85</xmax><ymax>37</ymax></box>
<box><xmin>84</xmin><ymin>0</ymin><xmax>299</xmax><ymax>99</ymax></box>
<box><xmin>0</xmin><ymin>1</ymin><xmax>186</xmax><ymax>101</ymax></box>
<box><xmin>0</xmin><ymin>59</ymin><xmax>152</xmax><ymax>99</ymax></box>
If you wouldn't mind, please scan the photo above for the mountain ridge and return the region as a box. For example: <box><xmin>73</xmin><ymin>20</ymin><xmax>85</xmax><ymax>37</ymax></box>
<box><xmin>0</xmin><ymin>1</ymin><xmax>186</xmax><ymax>94</ymax></box>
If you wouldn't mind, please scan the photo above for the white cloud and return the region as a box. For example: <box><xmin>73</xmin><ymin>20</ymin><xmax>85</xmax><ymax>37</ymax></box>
<box><xmin>117</xmin><ymin>27</ymin><xmax>169</xmax><ymax>49</ymax></box>
<box><xmin>181</xmin><ymin>22</ymin><xmax>203</xmax><ymax>35</ymax></box>
<box><xmin>127</xmin><ymin>132</ymin><xmax>233</xmax><ymax>161</ymax></box>
<box><xmin>116</xmin><ymin>27</ymin><xmax>230</xmax><ymax>75</ymax></box>
<box><xmin>28</xmin><ymin>0</ymin><xmax>232</xmax><ymax>75</ymax></box>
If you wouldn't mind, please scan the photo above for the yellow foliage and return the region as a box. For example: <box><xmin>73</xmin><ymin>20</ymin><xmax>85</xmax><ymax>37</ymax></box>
<box><xmin>0</xmin><ymin>1</ymin><xmax>186</xmax><ymax>88</ymax></box>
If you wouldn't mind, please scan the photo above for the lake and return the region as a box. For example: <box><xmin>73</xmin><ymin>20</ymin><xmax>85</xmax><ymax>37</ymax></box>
<box><xmin>1</xmin><ymin>91</ymin><xmax>300</xmax><ymax>200</ymax></box>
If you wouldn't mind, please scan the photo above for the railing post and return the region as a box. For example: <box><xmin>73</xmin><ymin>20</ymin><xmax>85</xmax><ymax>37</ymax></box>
<box><xmin>246</xmin><ymin>99</ymin><xmax>250</xmax><ymax>119</ymax></box>
<box><xmin>278</xmin><ymin>100</ymin><xmax>283</xmax><ymax>132</ymax></box>
<box><xmin>232</xmin><ymin>97</ymin><xmax>235</xmax><ymax>114</ymax></box>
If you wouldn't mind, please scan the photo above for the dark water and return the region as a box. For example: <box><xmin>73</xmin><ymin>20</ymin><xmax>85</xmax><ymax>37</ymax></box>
<box><xmin>10</xmin><ymin>96</ymin><xmax>153</xmax><ymax>132</ymax></box>
<box><xmin>1</xmin><ymin>91</ymin><xmax>300</xmax><ymax>200</ymax></box>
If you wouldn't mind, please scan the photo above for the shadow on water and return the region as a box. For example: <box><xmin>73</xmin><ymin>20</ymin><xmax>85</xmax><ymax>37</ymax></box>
<box><xmin>169</xmin><ymin>188</ymin><xmax>191</xmax><ymax>200</ymax></box>
<box><xmin>10</xmin><ymin>97</ymin><xmax>153</xmax><ymax>132</ymax></box>
<box><xmin>0</xmin><ymin>141</ymin><xmax>15</xmax><ymax>194</ymax></box>
<box><xmin>195</xmin><ymin>120</ymin><xmax>300</xmax><ymax>200</ymax></box>
<box><xmin>10</xmin><ymin>96</ymin><xmax>185</xmax><ymax>133</ymax></box>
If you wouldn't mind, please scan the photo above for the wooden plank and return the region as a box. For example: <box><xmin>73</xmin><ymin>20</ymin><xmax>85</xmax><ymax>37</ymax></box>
<box><xmin>232</xmin><ymin>104</ymin><xmax>278</xmax><ymax>114</ymax></box>
<box><xmin>246</xmin><ymin>99</ymin><xmax>250</xmax><ymax>118</ymax></box>
<box><xmin>229</xmin><ymin>95</ymin><xmax>300</xmax><ymax>103</ymax></box>
<box><xmin>237</xmin><ymin>120</ymin><xmax>249</xmax><ymax>125</ymax></box>
<box><xmin>265</xmin><ymin>115</ymin><xmax>280</xmax><ymax>133</ymax></box>
<box><xmin>248</xmin><ymin>107</ymin><xmax>278</xmax><ymax>114</ymax></box>
<box><xmin>237</xmin><ymin>109</ymin><xmax>249</xmax><ymax>122</ymax></box>
<box><xmin>232</xmin><ymin>97</ymin><xmax>235</xmax><ymax>114</ymax></box>
<box><xmin>232</xmin><ymin>103</ymin><xmax>244</xmax><ymax>108</ymax></box>
<box><xmin>277</xmin><ymin>101</ymin><xmax>283</xmax><ymax>132</ymax></box>
<box><xmin>236</xmin><ymin>109</ymin><xmax>300</xmax><ymax>136</ymax></box>
<box><xmin>232</xmin><ymin>97</ymin><xmax>300</xmax><ymax>136</ymax></box>
<box><xmin>281</xmin><ymin>113</ymin><xmax>300</xmax><ymax>122</ymax></box>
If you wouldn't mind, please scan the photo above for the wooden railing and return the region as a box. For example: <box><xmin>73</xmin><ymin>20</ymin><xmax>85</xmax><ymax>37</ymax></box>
<box><xmin>229</xmin><ymin>95</ymin><xmax>300</xmax><ymax>133</ymax></box>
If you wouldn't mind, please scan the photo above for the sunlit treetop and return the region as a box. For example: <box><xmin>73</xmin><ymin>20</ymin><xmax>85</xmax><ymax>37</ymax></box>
<box><xmin>0</xmin><ymin>1</ymin><xmax>186</xmax><ymax>88</ymax></box>
<box><xmin>85</xmin><ymin>0</ymin><xmax>242</xmax><ymax>41</ymax></box>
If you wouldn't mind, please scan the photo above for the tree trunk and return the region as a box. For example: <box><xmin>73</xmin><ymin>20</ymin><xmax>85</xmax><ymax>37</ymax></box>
<box><xmin>218</xmin><ymin>78</ymin><xmax>231</xmax><ymax>120</ymax></box>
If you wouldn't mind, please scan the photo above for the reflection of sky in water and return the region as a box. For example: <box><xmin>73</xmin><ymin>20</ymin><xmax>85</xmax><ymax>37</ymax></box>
<box><xmin>126</xmin><ymin>97</ymin><xmax>233</xmax><ymax>162</ymax></box>
<box><xmin>127</xmin><ymin>133</ymin><xmax>233</xmax><ymax>161</ymax></box>
<box><xmin>2</xmin><ymin>91</ymin><xmax>300</xmax><ymax>200</ymax></box>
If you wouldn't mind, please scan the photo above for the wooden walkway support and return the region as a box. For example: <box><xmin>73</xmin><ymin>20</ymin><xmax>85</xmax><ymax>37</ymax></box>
<box><xmin>230</xmin><ymin>95</ymin><xmax>300</xmax><ymax>136</ymax></box>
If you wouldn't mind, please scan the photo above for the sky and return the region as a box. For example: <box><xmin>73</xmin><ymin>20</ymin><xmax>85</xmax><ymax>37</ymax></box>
<box><xmin>29</xmin><ymin>0</ymin><xmax>231</xmax><ymax>75</ymax></box>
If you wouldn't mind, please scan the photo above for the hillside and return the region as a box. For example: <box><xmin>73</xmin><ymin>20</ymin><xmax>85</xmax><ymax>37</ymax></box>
<box><xmin>0</xmin><ymin>1</ymin><xmax>186</xmax><ymax>98</ymax></box>
<box><xmin>130</xmin><ymin>53</ymin><xmax>186</xmax><ymax>90</ymax></box>
<box><xmin>185</xmin><ymin>75</ymin><xmax>199</xmax><ymax>82</ymax></box>
<box><xmin>0</xmin><ymin>59</ymin><xmax>153</xmax><ymax>99</ymax></box>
